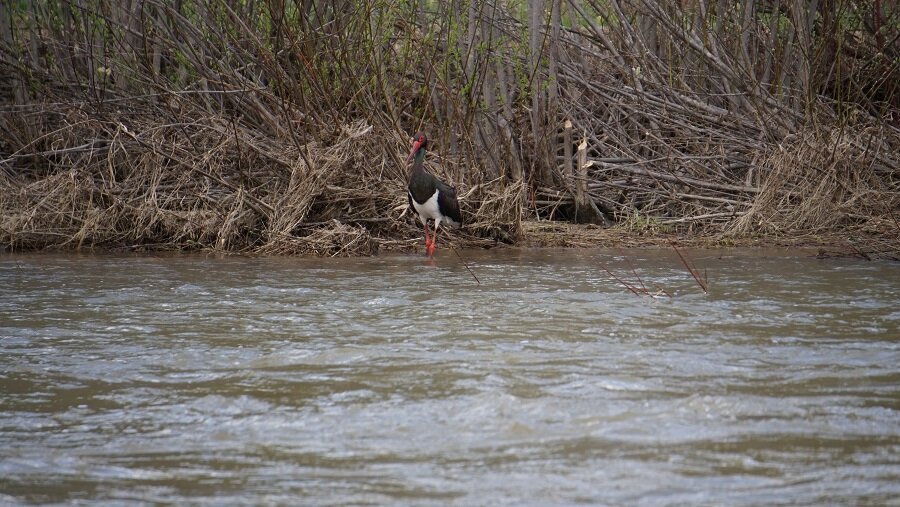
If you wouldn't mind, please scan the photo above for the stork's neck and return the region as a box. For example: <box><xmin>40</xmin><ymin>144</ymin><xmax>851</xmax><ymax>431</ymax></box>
<box><xmin>411</xmin><ymin>147</ymin><xmax>426</xmax><ymax>172</ymax></box>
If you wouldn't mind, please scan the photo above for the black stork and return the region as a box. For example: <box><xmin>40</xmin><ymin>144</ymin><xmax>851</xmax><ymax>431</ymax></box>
<box><xmin>406</xmin><ymin>133</ymin><xmax>461</xmax><ymax>258</ymax></box>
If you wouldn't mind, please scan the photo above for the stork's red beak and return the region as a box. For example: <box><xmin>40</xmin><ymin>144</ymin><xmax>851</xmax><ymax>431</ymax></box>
<box><xmin>407</xmin><ymin>138</ymin><xmax>422</xmax><ymax>162</ymax></box>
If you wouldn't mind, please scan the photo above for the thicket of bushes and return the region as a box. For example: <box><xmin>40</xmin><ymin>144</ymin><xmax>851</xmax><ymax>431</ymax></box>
<box><xmin>1</xmin><ymin>1</ymin><xmax>897</xmax><ymax>254</ymax></box>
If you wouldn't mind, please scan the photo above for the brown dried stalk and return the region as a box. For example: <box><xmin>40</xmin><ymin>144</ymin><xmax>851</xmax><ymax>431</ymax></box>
<box><xmin>669</xmin><ymin>241</ymin><xmax>708</xmax><ymax>294</ymax></box>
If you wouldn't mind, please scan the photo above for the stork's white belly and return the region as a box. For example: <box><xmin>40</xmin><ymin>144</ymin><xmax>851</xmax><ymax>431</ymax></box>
<box><xmin>410</xmin><ymin>189</ymin><xmax>459</xmax><ymax>229</ymax></box>
<box><xmin>412</xmin><ymin>189</ymin><xmax>441</xmax><ymax>221</ymax></box>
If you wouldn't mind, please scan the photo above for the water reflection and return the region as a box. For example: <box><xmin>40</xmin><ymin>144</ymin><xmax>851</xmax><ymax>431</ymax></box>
<box><xmin>1</xmin><ymin>249</ymin><xmax>898</xmax><ymax>505</ymax></box>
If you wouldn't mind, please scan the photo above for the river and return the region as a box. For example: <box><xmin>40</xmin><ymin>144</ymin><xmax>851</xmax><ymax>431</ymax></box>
<box><xmin>1</xmin><ymin>248</ymin><xmax>898</xmax><ymax>505</ymax></box>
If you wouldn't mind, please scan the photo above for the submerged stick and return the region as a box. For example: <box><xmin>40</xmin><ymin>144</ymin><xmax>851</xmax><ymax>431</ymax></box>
<box><xmin>449</xmin><ymin>244</ymin><xmax>481</xmax><ymax>285</ymax></box>
<box><xmin>669</xmin><ymin>241</ymin><xmax>708</xmax><ymax>293</ymax></box>
<box><xmin>600</xmin><ymin>265</ymin><xmax>642</xmax><ymax>296</ymax></box>
<box><xmin>601</xmin><ymin>264</ymin><xmax>671</xmax><ymax>298</ymax></box>
<box><xmin>434</xmin><ymin>225</ymin><xmax>480</xmax><ymax>285</ymax></box>
<box><xmin>619</xmin><ymin>248</ymin><xmax>648</xmax><ymax>293</ymax></box>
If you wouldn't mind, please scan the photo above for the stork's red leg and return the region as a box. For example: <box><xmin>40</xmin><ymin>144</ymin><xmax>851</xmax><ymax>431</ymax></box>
<box><xmin>426</xmin><ymin>224</ymin><xmax>439</xmax><ymax>257</ymax></box>
<box><xmin>421</xmin><ymin>222</ymin><xmax>433</xmax><ymax>255</ymax></box>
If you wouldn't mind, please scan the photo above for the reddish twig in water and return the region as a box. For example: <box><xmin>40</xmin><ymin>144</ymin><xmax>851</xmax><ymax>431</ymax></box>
<box><xmin>619</xmin><ymin>248</ymin><xmax>648</xmax><ymax>293</ymax></box>
<box><xmin>433</xmin><ymin>225</ymin><xmax>481</xmax><ymax>285</ymax></box>
<box><xmin>600</xmin><ymin>264</ymin><xmax>671</xmax><ymax>298</ymax></box>
<box><xmin>448</xmin><ymin>244</ymin><xmax>481</xmax><ymax>285</ymax></box>
<box><xmin>669</xmin><ymin>241</ymin><xmax>708</xmax><ymax>293</ymax></box>
<box><xmin>601</xmin><ymin>265</ymin><xmax>642</xmax><ymax>295</ymax></box>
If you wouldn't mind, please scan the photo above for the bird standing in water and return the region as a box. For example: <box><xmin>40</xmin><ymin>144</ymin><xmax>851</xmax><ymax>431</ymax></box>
<box><xmin>406</xmin><ymin>133</ymin><xmax>461</xmax><ymax>258</ymax></box>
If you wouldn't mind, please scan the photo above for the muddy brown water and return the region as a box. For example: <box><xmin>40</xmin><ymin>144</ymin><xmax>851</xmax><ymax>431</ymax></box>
<box><xmin>1</xmin><ymin>249</ymin><xmax>898</xmax><ymax>505</ymax></box>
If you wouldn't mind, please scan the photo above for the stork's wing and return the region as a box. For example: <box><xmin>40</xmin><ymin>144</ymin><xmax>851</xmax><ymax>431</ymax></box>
<box><xmin>436</xmin><ymin>182</ymin><xmax>462</xmax><ymax>226</ymax></box>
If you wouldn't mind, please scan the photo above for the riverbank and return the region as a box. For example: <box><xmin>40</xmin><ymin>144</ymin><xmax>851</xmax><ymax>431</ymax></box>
<box><xmin>514</xmin><ymin>222</ymin><xmax>900</xmax><ymax>260</ymax></box>
<box><xmin>6</xmin><ymin>218</ymin><xmax>894</xmax><ymax>261</ymax></box>
<box><xmin>3</xmin><ymin>2</ymin><xmax>898</xmax><ymax>263</ymax></box>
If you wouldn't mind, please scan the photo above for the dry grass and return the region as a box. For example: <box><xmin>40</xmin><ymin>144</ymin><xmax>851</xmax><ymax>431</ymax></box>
<box><xmin>0</xmin><ymin>105</ymin><xmax>521</xmax><ymax>255</ymax></box>
<box><xmin>731</xmin><ymin>125</ymin><xmax>900</xmax><ymax>236</ymax></box>
<box><xmin>1</xmin><ymin>100</ymin><xmax>896</xmax><ymax>257</ymax></box>
<box><xmin>1</xmin><ymin>1</ymin><xmax>897</xmax><ymax>258</ymax></box>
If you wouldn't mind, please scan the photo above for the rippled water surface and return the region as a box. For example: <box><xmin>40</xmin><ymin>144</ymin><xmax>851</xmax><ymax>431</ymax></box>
<box><xmin>1</xmin><ymin>249</ymin><xmax>899</xmax><ymax>505</ymax></box>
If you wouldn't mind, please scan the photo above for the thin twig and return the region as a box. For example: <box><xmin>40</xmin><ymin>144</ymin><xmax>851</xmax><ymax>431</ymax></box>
<box><xmin>669</xmin><ymin>241</ymin><xmax>708</xmax><ymax>293</ymax></box>
<box><xmin>449</xmin><ymin>243</ymin><xmax>481</xmax><ymax>285</ymax></box>
<box><xmin>600</xmin><ymin>265</ymin><xmax>642</xmax><ymax>296</ymax></box>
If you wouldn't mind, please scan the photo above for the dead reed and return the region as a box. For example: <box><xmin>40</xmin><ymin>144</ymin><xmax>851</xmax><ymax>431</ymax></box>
<box><xmin>669</xmin><ymin>242</ymin><xmax>708</xmax><ymax>294</ymax></box>
<box><xmin>599</xmin><ymin>258</ymin><xmax>672</xmax><ymax>298</ymax></box>
<box><xmin>0</xmin><ymin>104</ymin><xmax>517</xmax><ymax>254</ymax></box>
<box><xmin>0</xmin><ymin>1</ymin><xmax>897</xmax><ymax>256</ymax></box>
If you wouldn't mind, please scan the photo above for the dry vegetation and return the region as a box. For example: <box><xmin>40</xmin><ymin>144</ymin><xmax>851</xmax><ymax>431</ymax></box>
<box><xmin>1</xmin><ymin>0</ymin><xmax>898</xmax><ymax>258</ymax></box>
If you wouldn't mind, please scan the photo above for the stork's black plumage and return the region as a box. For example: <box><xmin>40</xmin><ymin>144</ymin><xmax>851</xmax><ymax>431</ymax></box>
<box><xmin>406</xmin><ymin>133</ymin><xmax>461</xmax><ymax>257</ymax></box>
